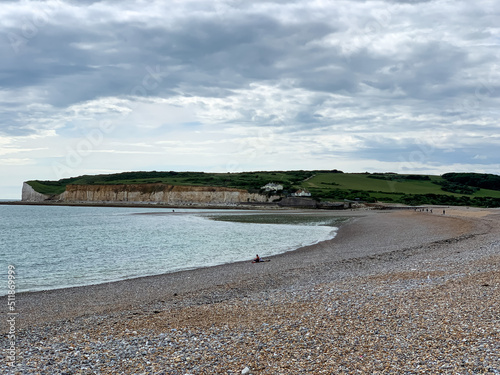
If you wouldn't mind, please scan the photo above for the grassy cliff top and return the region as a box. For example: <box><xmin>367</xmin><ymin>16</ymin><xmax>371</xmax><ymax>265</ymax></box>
<box><xmin>26</xmin><ymin>170</ymin><xmax>500</xmax><ymax>207</ymax></box>
<box><xmin>26</xmin><ymin>170</ymin><xmax>322</xmax><ymax>196</ymax></box>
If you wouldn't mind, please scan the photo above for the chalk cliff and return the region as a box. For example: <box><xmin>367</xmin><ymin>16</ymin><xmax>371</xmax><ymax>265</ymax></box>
<box><xmin>22</xmin><ymin>182</ymin><xmax>50</xmax><ymax>202</ymax></box>
<box><xmin>23</xmin><ymin>183</ymin><xmax>278</xmax><ymax>205</ymax></box>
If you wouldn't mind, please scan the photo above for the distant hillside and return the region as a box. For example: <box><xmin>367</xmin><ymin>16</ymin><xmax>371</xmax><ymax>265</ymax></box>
<box><xmin>26</xmin><ymin>170</ymin><xmax>500</xmax><ymax>207</ymax></box>
<box><xmin>300</xmin><ymin>172</ymin><xmax>500</xmax><ymax>207</ymax></box>
<box><xmin>442</xmin><ymin>173</ymin><xmax>500</xmax><ymax>191</ymax></box>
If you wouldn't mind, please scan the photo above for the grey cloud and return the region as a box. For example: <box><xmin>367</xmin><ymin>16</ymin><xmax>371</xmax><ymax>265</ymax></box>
<box><xmin>0</xmin><ymin>1</ymin><xmax>486</xmax><ymax>106</ymax></box>
<box><xmin>351</xmin><ymin>135</ymin><xmax>500</xmax><ymax>167</ymax></box>
<box><xmin>2</xmin><ymin>5</ymin><xmax>338</xmax><ymax>105</ymax></box>
<box><xmin>0</xmin><ymin>106</ymin><xmax>48</xmax><ymax>137</ymax></box>
<box><xmin>0</xmin><ymin>0</ymin><xmax>498</xmax><ymax>174</ymax></box>
<box><xmin>388</xmin><ymin>0</ymin><xmax>432</xmax><ymax>3</ymax></box>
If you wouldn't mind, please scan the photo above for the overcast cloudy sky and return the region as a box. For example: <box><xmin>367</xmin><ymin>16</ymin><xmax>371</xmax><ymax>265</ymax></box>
<box><xmin>1</xmin><ymin>0</ymin><xmax>499</xmax><ymax>198</ymax></box>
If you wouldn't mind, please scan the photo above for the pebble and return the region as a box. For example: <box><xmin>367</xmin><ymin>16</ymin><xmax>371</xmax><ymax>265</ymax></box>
<box><xmin>2</xmin><ymin>212</ymin><xmax>499</xmax><ymax>374</ymax></box>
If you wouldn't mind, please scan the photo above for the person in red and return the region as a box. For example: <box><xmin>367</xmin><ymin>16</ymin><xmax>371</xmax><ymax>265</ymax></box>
<box><xmin>252</xmin><ymin>254</ymin><xmax>261</xmax><ymax>263</ymax></box>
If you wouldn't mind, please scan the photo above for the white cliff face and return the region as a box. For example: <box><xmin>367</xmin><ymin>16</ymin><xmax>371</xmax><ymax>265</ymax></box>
<box><xmin>26</xmin><ymin>183</ymin><xmax>279</xmax><ymax>205</ymax></box>
<box><xmin>22</xmin><ymin>182</ymin><xmax>50</xmax><ymax>202</ymax></box>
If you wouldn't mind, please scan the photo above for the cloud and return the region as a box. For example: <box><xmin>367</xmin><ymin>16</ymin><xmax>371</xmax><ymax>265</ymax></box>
<box><xmin>0</xmin><ymin>0</ymin><xmax>499</xmax><ymax>197</ymax></box>
<box><xmin>0</xmin><ymin>158</ymin><xmax>34</xmax><ymax>166</ymax></box>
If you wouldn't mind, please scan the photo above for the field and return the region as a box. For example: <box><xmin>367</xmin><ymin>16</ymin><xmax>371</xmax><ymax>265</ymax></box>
<box><xmin>302</xmin><ymin>173</ymin><xmax>500</xmax><ymax>199</ymax></box>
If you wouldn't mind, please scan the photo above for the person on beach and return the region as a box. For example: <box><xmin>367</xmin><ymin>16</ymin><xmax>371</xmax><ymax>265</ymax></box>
<box><xmin>253</xmin><ymin>254</ymin><xmax>261</xmax><ymax>263</ymax></box>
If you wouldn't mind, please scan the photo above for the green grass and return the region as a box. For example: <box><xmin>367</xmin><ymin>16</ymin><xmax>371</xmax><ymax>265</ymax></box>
<box><xmin>26</xmin><ymin>180</ymin><xmax>69</xmax><ymax>196</ymax></box>
<box><xmin>470</xmin><ymin>187</ymin><xmax>500</xmax><ymax>198</ymax></box>
<box><xmin>301</xmin><ymin>173</ymin><xmax>500</xmax><ymax>198</ymax></box>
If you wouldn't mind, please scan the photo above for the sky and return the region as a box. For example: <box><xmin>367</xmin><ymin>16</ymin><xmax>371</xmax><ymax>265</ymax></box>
<box><xmin>1</xmin><ymin>0</ymin><xmax>499</xmax><ymax>198</ymax></box>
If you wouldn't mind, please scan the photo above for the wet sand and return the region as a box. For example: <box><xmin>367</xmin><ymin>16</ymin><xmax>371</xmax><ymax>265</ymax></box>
<box><xmin>1</xmin><ymin>208</ymin><xmax>499</xmax><ymax>374</ymax></box>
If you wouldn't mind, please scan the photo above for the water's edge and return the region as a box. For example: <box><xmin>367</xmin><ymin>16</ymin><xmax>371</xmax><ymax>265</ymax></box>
<box><xmin>1</xmin><ymin>206</ymin><xmax>350</xmax><ymax>296</ymax></box>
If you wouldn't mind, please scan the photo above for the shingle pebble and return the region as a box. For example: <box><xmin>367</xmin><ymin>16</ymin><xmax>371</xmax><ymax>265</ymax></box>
<box><xmin>2</xmin><ymin>210</ymin><xmax>499</xmax><ymax>374</ymax></box>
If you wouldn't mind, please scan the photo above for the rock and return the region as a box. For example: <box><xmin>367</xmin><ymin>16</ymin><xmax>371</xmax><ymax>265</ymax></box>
<box><xmin>241</xmin><ymin>366</ymin><xmax>251</xmax><ymax>374</ymax></box>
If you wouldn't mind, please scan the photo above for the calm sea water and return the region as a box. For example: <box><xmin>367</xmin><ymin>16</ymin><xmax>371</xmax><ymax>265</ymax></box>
<box><xmin>0</xmin><ymin>205</ymin><xmax>340</xmax><ymax>295</ymax></box>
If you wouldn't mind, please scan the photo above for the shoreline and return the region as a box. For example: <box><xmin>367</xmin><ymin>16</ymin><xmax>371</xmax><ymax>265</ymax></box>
<box><xmin>1</xmin><ymin>210</ymin><xmax>366</xmax><ymax>325</ymax></box>
<box><xmin>0</xmin><ymin>208</ymin><xmax>491</xmax><ymax>326</ymax></box>
<box><xmin>0</xmin><ymin>200</ymin><xmax>285</xmax><ymax>210</ymax></box>
<box><xmin>0</xmin><ymin>199</ymin><xmax>446</xmax><ymax>210</ymax></box>
<box><xmin>2</xmin><ymin>208</ymin><xmax>498</xmax><ymax>373</ymax></box>
<box><xmin>0</xmin><ymin>208</ymin><xmax>350</xmax><ymax>298</ymax></box>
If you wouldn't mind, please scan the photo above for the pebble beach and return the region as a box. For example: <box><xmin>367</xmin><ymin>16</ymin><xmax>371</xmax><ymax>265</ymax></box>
<box><xmin>1</xmin><ymin>208</ymin><xmax>499</xmax><ymax>374</ymax></box>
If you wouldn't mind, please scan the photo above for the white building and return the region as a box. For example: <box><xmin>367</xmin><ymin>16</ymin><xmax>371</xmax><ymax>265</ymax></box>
<box><xmin>262</xmin><ymin>182</ymin><xmax>283</xmax><ymax>192</ymax></box>
<box><xmin>291</xmin><ymin>189</ymin><xmax>311</xmax><ymax>197</ymax></box>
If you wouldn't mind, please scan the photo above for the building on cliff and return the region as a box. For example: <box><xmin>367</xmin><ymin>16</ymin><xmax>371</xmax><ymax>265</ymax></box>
<box><xmin>261</xmin><ymin>182</ymin><xmax>283</xmax><ymax>192</ymax></box>
<box><xmin>291</xmin><ymin>189</ymin><xmax>311</xmax><ymax>197</ymax></box>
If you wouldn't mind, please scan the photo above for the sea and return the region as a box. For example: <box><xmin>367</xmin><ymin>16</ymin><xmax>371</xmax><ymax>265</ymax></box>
<box><xmin>0</xmin><ymin>204</ymin><xmax>341</xmax><ymax>296</ymax></box>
